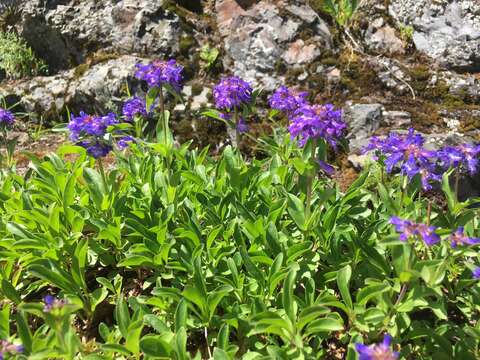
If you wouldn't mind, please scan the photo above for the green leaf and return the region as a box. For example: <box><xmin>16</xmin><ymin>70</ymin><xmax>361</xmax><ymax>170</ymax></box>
<box><xmin>337</xmin><ymin>265</ymin><xmax>353</xmax><ymax>309</ymax></box>
<box><xmin>283</xmin><ymin>265</ymin><xmax>298</xmax><ymax>324</ymax></box>
<box><xmin>1</xmin><ymin>279</ymin><xmax>21</xmax><ymax>304</ymax></box>
<box><xmin>287</xmin><ymin>194</ymin><xmax>306</xmax><ymax>231</ymax></box>
<box><xmin>305</xmin><ymin>317</ymin><xmax>344</xmax><ymax>335</ymax></box>
<box><xmin>175</xmin><ymin>298</ymin><xmax>188</xmax><ymax>332</ymax></box>
<box><xmin>140</xmin><ymin>335</ymin><xmax>172</xmax><ymax>357</ymax></box>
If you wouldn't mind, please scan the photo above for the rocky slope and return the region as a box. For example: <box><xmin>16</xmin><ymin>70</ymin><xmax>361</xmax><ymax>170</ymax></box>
<box><xmin>1</xmin><ymin>0</ymin><xmax>479</xmax><ymax>165</ymax></box>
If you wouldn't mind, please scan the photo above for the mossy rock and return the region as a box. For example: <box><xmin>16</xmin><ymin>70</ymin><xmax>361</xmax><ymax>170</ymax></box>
<box><xmin>73</xmin><ymin>63</ymin><xmax>90</xmax><ymax>78</ymax></box>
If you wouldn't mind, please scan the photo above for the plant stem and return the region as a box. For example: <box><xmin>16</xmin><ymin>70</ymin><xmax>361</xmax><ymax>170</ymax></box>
<box><xmin>98</xmin><ymin>158</ymin><xmax>107</xmax><ymax>189</ymax></box>
<box><xmin>159</xmin><ymin>86</ymin><xmax>166</xmax><ymax>143</ymax></box>
<box><xmin>204</xmin><ymin>327</ymin><xmax>211</xmax><ymax>359</ymax></box>
<box><xmin>234</xmin><ymin>107</ymin><xmax>240</xmax><ymax>148</ymax></box>
<box><xmin>454</xmin><ymin>169</ymin><xmax>460</xmax><ymax>202</ymax></box>
<box><xmin>305</xmin><ymin>140</ymin><xmax>318</xmax><ymax>223</ymax></box>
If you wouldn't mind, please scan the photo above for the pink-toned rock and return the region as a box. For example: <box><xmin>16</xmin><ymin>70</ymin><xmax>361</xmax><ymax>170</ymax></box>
<box><xmin>369</xmin><ymin>25</ymin><xmax>405</xmax><ymax>54</ymax></box>
<box><xmin>282</xmin><ymin>39</ymin><xmax>320</xmax><ymax>65</ymax></box>
<box><xmin>215</xmin><ymin>0</ymin><xmax>247</xmax><ymax>35</ymax></box>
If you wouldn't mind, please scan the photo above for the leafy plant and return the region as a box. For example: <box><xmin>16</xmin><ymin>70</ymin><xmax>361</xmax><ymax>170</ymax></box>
<box><xmin>322</xmin><ymin>0</ymin><xmax>359</xmax><ymax>27</ymax></box>
<box><xmin>0</xmin><ymin>31</ymin><xmax>48</xmax><ymax>79</ymax></box>
<box><xmin>199</xmin><ymin>45</ymin><xmax>220</xmax><ymax>71</ymax></box>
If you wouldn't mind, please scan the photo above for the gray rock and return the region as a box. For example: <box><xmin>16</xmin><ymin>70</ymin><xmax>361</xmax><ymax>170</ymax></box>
<box><xmin>389</xmin><ymin>0</ymin><xmax>480</xmax><ymax>71</ymax></box>
<box><xmin>344</xmin><ymin>103</ymin><xmax>384</xmax><ymax>152</ymax></box>
<box><xmin>366</xmin><ymin>25</ymin><xmax>405</xmax><ymax>54</ymax></box>
<box><xmin>219</xmin><ymin>0</ymin><xmax>332</xmax><ymax>90</ymax></box>
<box><xmin>0</xmin><ymin>55</ymin><xmax>145</xmax><ymax>117</ymax></box>
<box><xmin>383</xmin><ymin>110</ymin><xmax>411</xmax><ymax>128</ymax></box>
<box><xmin>19</xmin><ymin>0</ymin><xmax>184</xmax><ymax>72</ymax></box>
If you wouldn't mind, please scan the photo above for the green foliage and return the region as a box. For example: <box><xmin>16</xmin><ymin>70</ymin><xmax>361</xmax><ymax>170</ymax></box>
<box><xmin>0</xmin><ymin>129</ymin><xmax>479</xmax><ymax>358</ymax></box>
<box><xmin>399</xmin><ymin>24</ymin><xmax>414</xmax><ymax>43</ymax></box>
<box><xmin>0</xmin><ymin>31</ymin><xmax>48</xmax><ymax>79</ymax></box>
<box><xmin>322</xmin><ymin>0</ymin><xmax>359</xmax><ymax>27</ymax></box>
<box><xmin>200</xmin><ymin>45</ymin><xmax>220</xmax><ymax>70</ymax></box>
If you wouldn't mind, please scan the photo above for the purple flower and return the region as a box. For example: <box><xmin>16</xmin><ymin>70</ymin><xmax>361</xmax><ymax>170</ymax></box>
<box><xmin>449</xmin><ymin>227</ymin><xmax>480</xmax><ymax>248</ymax></box>
<box><xmin>43</xmin><ymin>295</ymin><xmax>66</xmax><ymax>312</ymax></box>
<box><xmin>289</xmin><ymin>103</ymin><xmax>346</xmax><ymax>148</ymax></box>
<box><xmin>68</xmin><ymin>112</ymin><xmax>118</xmax><ymax>141</ymax></box>
<box><xmin>79</xmin><ymin>139</ymin><xmax>112</xmax><ymax>159</ymax></box>
<box><xmin>390</xmin><ymin>216</ymin><xmax>440</xmax><ymax>246</ymax></box>
<box><xmin>438</xmin><ymin>143</ymin><xmax>480</xmax><ymax>175</ymax></box>
<box><xmin>118</xmin><ymin>136</ymin><xmax>135</xmax><ymax>150</ymax></box>
<box><xmin>355</xmin><ymin>334</ymin><xmax>399</xmax><ymax>360</ymax></box>
<box><xmin>122</xmin><ymin>97</ymin><xmax>147</xmax><ymax>121</ymax></box>
<box><xmin>135</xmin><ymin>59</ymin><xmax>183</xmax><ymax>91</ymax></box>
<box><xmin>0</xmin><ymin>108</ymin><xmax>15</xmax><ymax>128</ymax></box>
<box><xmin>364</xmin><ymin>129</ymin><xmax>440</xmax><ymax>191</ymax></box>
<box><xmin>268</xmin><ymin>86</ymin><xmax>308</xmax><ymax>116</ymax></box>
<box><xmin>236</xmin><ymin>117</ymin><xmax>249</xmax><ymax>134</ymax></box>
<box><xmin>473</xmin><ymin>267</ymin><xmax>480</xmax><ymax>280</ymax></box>
<box><xmin>213</xmin><ymin>76</ymin><xmax>252</xmax><ymax>111</ymax></box>
<box><xmin>0</xmin><ymin>339</ymin><xmax>23</xmax><ymax>359</ymax></box>
<box><xmin>318</xmin><ymin>160</ymin><xmax>335</xmax><ymax>176</ymax></box>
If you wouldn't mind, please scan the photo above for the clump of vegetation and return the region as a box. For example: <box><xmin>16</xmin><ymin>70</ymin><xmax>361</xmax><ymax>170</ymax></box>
<box><xmin>322</xmin><ymin>0</ymin><xmax>359</xmax><ymax>27</ymax></box>
<box><xmin>0</xmin><ymin>31</ymin><xmax>48</xmax><ymax>79</ymax></box>
<box><xmin>0</xmin><ymin>59</ymin><xmax>480</xmax><ymax>360</ymax></box>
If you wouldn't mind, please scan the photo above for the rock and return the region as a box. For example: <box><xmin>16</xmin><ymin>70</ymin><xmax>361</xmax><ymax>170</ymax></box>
<box><xmin>0</xmin><ymin>55</ymin><xmax>145</xmax><ymax>117</ymax></box>
<box><xmin>369</xmin><ymin>57</ymin><xmax>412</xmax><ymax>94</ymax></box>
<box><xmin>366</xmin><ymin>25</ymin><xmax>405</xmax><ymax>54</ymax></box>
<box><xmin>283</xmin><ymin>39</ymin><xmax>320</xmax><ymax>65</ymax></box>
<box><xmin>19</xmin><ymin>0</ymin><xmax>185</xmax><ymax>72</ymax></box>
<box><xmin>220</xmin><ymin>0</ymin><xmax>332</xmax><ymax>90</ymax></box>
<box><xmin>190</xmin><ymin>88</ymin><xmax>211</xmax><ymax>111</ymax></box>
<box><xmin>344</xmin><ymin>103</ymin><xmax>384</xmax><ymax>152</ymax></box>
<box><xmin>389</xmin><ymin>0</ymin><xmax>480</xmax><ymax>71</ymax></box>
<box><xmin>348</xmin><ymin>153</ymin><xmax>372</xmax><ymax>170</ymax></box>
<box><xmin>383</xmin><ymin>110</ymin><xmax>411</xmax><ymax>128</ymax></box>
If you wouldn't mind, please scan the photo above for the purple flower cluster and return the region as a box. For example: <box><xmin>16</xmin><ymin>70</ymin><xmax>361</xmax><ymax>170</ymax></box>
<box><xmin>43</xmin><ymin>295</ymin><xmax>66</xmax><ymax>312</ymax></box>
<box><xmin>390</xmin><ymin>216</ymin><xmax>440</xmax><ymax>246</ymax></box>
<box><xmin>364</xmin><ymin>128</ymin><xmax>440</xmax><ymax>191</ymax></box>
<box><xmin>472</xmin><ymin>267</ymin><xmax>480</xmax><ymax>280</ymax></box>
<box><xmin>135</xmin><ymin>59</ymin><xmax>183</xmax><ymax>91</ymax></box>
<box><xmin>220</xmin><ymin>112</ymin><xmax>249</xmax><ymax>133</ymax></box>
<box><xmin>438</xmin><ymin>143</ymin><xmax>480</xmax><ymax>175</ymax></box>
<box><xmin>355</xmin><ymin>334</ymin><xmax>399</xmax><ymax>360</ymax></box>
<box><xmin>68</xmin><ymin>112</ymin><xmax>118</xmax><ymax>158</ymax></box>
<box><xmin>118</xmin><ymin>135</ymin><xmax>135</xmax><ymax>150</ymax></box>
<box><xmin>0</xmin><ymin>339</ymin><xmax>23</xmax><ymax>359</ymax></box>
<box><xmin>364</xmin><ymin>128</ymin><xmax>480</xmax><ymax>189</ymax></box>
<box><xmin>68</xmin><ymin>112</ymin><xmax>117</xmax><ymax>142</ymax></box>
<box><xmin>268</xmin><ymin>86</ymin><xmax>308</xmax><ymax>116</ymax></box>
<box><xmin>289</xmin><ymin>103</ymin><xmax>346</xmax><ymax>148</ymax></box>
<box><xmin>122</xmin><ymin>97</ymin><xmax>148</xmax><ymax>121</ymax></box>
<box><xmin>0</xmin><ymin>108</ymin><xmax>15</xmax><ymax>128</ymax></box>
<box><xmin>213</xmin><ymin>76</ymin><xmax>252</xmax><ymax>111</ymax></box>
<box><xmin>449</xmin><ymin>227</ymin><xmax>480</xmax><ymax>248</ymax></box>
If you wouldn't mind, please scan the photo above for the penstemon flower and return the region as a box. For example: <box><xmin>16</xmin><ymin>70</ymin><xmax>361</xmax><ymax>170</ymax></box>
<box><xmin>122</xmin><ymin>97</ymin><xmax>148</xmax><ymax>122</ymax></box>
<box><xmin>68</xmin><ymin>112</ymin><xmax>119</xmax><ymax>158</ymax></box>
<box><xmin>438</xmin><ymin>143</ymin><xmax>480</xmax><ymax>175</ymax></box>
<box><xmin>449</xmin><ymin>227</ymin><xmax>480</xmax><ymax>248</ymax></box>
<box><xmin>268</xmin><ymin>85</ymin><xmax>308</xmax><ymax>117</ymax></box>
<box><xmin>0</xmin><ymin>339</ymin><xmax>23</xmax><ymax>359</ymax></box>
<box><xmin>135</xmin><ymin>59</ymin><xmax>183</xmax><ymax>91</ymax></box>
<box><xmin>0</xmin><ymin>108</ymin><xmax>15</xmax><ymax>129</ymax></box>
<box><xmin>390</xmin><ymin>216</ymin><xmax>440</xmax><ymax>246</ymax></box>
<box><xmin>43</xmin><ymin>295</ymin><xmax>66</xmax><ymax>312</ymax></box>
<box><xmin>117</xmin><ymin>135</ymin><xmax>135</xmax><ymax>150</ymax></box>
<box><xmin>473</xmin><ymin>267</ymin><xmax>480</xmax><ymax>280</ymax></box>
<box><xmin>364</xmin><ymin>128</ymin><xmax>440</xmax><ymax>191</ymax></box>
<box><xmin>355</xmin><ymin>334</ymin><xmax>399</xmax><ymax>360</ymax></box>
<box><xmin>288</xmin><ymin>103</ymin><xmax>345</xmax><ymax>148</ymax></box>
<box><xmin>213</xmin><ymin>76</ymin><xmax>252</xmax><ymax>111</ymax></box>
